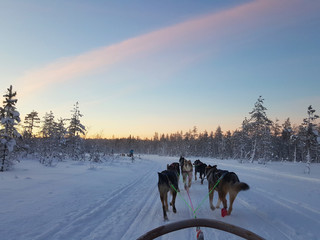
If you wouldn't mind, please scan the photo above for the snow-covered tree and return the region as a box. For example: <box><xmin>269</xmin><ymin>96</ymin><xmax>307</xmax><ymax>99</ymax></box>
<box><xmin>41</xmin><ymin>111</ymin><xmax>56</xmax><ymax>138</ymax></box>
<box><xmin>239</xmin><ymin>118</ymin><xmax>251</xmax><ymax>160</ymax></box>
<box><xmin>67</xmin><ymin>102</ymin><xmax>86</xmax><ymax>138</ymax></box>
<box><xmin>39</xmin><ymin>111</ymin><xmax>67</xmax><ymax>165</ymax></box>
<box><xmin>224</xmin><ymin>130</ymin><xmax>233</xmax><ymax>159</ymax></box>
<box><xmin>301</xmin><ymin>105</ymin><xmax>319</xmax><ymax>168</ymax></box>
<box><xmin>213</xmin><ymin>126</ymin><xmax>224</xmax><ymax>158</ymax></box>
<box><xmin>23</xmin><ymin>110</ymin><xmax>40</xmax><ymax>138</ymax></box>
<box><xmin>271</xmin><ymin>119</ymin><xmax>282</xmax><ymax>160</ymax></box>
<box><xmin>0</xmin><ymin>85</ymin><xmax>21</xmax><ymax>171</ymax></box>
<box><xmin>247</xmin><ymin>96</ymin><xmax>272</xmax><ymax>162</ymax></box>
<box><xmin>281</xmin><ymin>118</ymin><xmax>293</xmax><ymax>161</ymax></box>
<box><xmin>67</xmin><ymin>102</ymin><xmax>86</xmax><ymax>160</ymax></box>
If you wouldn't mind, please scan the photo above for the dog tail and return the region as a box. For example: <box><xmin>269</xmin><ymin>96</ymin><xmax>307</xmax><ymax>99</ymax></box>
<box><xmin>234</xmin><ymin>182</ymin><xmax>250</xmax><ymax>192</ymax></box>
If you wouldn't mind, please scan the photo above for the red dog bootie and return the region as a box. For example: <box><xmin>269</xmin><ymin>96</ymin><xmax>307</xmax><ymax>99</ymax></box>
<box><xmin>196</xmin><ymin>227</ymin><xmax>204</xmax><ymax>240</ymax></box>
<box><xmin>221</xmin><ymin>208</ymin><xmax>228</xmax><ymax>217</ymax></box>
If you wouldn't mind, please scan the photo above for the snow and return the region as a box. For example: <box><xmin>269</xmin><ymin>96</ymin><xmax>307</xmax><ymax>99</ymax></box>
<box><xmin>1</xmin><ymin>155</ymin><xmax>319</xmax><ymax>240</ymax></box>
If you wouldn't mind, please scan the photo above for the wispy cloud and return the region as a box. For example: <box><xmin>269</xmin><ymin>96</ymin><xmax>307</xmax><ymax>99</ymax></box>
<box><xmin>15</xmin><ymin>0</ymin><xmax>309</xmax><ymax>98</ymax></box>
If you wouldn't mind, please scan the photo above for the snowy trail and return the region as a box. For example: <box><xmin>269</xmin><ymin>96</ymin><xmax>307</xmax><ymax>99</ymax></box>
<box><xmin>1</xmin><ymin>155</ymin><xmax>319</xmax><ymax>240</ymax></box>
<box><xmin>30</xmin><ymin>160</ymin><xmax>162</xmax><ymax>240</ymax></box>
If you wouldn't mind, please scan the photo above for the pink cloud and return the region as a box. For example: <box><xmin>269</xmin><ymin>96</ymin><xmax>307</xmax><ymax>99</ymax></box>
<box><xmin>15</xmin><ymin>0</ymin><xmax>312</xmax><ymax>98</ymax></box>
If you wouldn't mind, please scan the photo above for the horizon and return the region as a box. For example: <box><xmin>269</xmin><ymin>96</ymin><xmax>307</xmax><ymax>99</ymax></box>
<box><xmin>12</xmin><ymin>93</ymin><xmax>317</xmax><ymax>140</ymax></box>
<box><xmin>1</xmin><ymin>0</ymin><xmax>319</xmax><ymax>139</ymax></box>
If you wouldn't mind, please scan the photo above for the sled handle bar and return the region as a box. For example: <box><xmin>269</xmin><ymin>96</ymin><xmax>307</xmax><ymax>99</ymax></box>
<box><xmin>136</xmin><ymin>218</ymin><xmax>265</xmax><ymax>240</ymax></box>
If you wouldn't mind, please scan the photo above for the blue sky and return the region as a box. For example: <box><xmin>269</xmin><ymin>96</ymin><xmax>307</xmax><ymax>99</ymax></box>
<box><xmin>1</xmin><ymin>0</ymin><xmax>319</xmax><ymax>138</ymax></box>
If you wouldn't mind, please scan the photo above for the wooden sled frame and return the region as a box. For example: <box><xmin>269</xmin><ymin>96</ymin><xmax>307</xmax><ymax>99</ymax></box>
<box><xmin>137</xmin><ymin>218</ymin><xmax>265</xmax><ymax>240</ymax></box>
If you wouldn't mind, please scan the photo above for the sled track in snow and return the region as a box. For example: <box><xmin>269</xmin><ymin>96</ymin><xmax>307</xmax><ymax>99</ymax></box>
<box><xmin>237</xmin><ymin>196</ymin><xmax>293</xmax><ymax>240</ymax></box>
<box><xmin>255</xmin><ymin>187</ymin><xmax>320</xmax><ymax>223</ymax></box>
<box><xmin>119</xmin><ymin>186</ymin><xmax>160</xmax><ymax>239</ymax></box>
<box><xmin>237</xmin><ymin>188</ymin><xmax>320</xmax><ymax>240</ymax></box>
<box><xmin>237</xmin><ymin>187</ymin><xmax>320</xmax><ymax>240</ymax></box>
<box><xmin>30</xmin><ymin>163</ymin><xmax>161</xmax><ymax>240</ymax></box>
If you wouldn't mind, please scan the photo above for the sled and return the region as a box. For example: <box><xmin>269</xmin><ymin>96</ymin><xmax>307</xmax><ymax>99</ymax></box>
<box><xmin>136</xmin><ymin>218</ymin><xmax>265</xmax><ymax>240</ymax></box>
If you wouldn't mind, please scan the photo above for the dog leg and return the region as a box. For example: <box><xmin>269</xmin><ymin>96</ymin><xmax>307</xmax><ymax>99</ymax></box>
<box><xmin>188</xmin><ymin>172</ymin><xmax>192</xmax><ymax>188</ymax></box>
<box><xmin>171</xmin><ymin>190</ymin><xmax>177</xmax><ymax>213</ymax></box>
<box><xmin>182</xmin><ymin>172</ymin><xmax>186</xmax><ymax>185</ymax></box>
<box><xmin>164</xmin><ymin>193</ymin><xmax>169</xmax><ymax>212</ymax></box>
<box><xmin>218</xmin><ymin>190</ymin><xmax>228</xmax><ymax>210</ymax></box>
<box><xmin>160</xmin><ymin>195</ymin><xmax>168</xmax><ymax>220</ymax></box>
<box><xmin>215</xmin><ymin>197</ymin><xmax>221</xmax><ymax>209</ymax></box>
<box><xmin>209</xmin><ymin>184</ymin><xmax>215</xmax><ymax>211</ymax></box>
<box><xmin>183</xmin><ymin>173</ymin><xmax>188</xmax><ymax>190</ymax></box>
<box><xmin>227</xmin><ymin>191</ymin><xmax>237</xmax><ymax>215</ymax></box>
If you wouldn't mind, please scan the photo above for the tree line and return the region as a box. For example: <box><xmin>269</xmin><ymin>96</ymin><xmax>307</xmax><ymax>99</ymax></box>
<box><xmin>104</xmin><ymin>97</ymin><xmax>319</xmax><ymax>165</ymax></box>
<box><xmin>1</xmin><ymin>85</ymin><xmax>319</xmax><ymax>171</ymax></box>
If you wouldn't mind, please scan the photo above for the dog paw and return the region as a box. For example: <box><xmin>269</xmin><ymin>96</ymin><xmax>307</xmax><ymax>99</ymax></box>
<box><xmin>210</xmin><ymin>205</ymin><xmax>216</xmax><ymax>211</ymax></box>
<box><xmin>173</xmin><ymin>207</ymin><xmax>177</xmax><ymax>213</ymax></box>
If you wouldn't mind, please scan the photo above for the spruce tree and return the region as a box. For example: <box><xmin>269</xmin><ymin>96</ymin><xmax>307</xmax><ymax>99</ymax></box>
<box><xmin>0</xmin><ymin>85</ymin><xmax>21</xmax><ymax>171</ymax></box>
<box><xmin>23</xmin><ymin>110</ymin><xmax>40</xmax><ymax>138</ymax></box>
<box><xmin>67</xmin><ymin>102</ymin><xmax>86</xmax><ymax>160</ymax></box>
<box><xmin>39</xmin><ymin>111</ymin><xmax>57</xmax><ymax>165</ymax></box>
<box><xmin>247</xmin><ymin>96</ymin><xmax>272</xmax><ymax>162</ymax></box>
<box><xmin>302</xmin><ymin>105</ymin><xmax>319</xmax><ymax>169</ymax></box>
<box><xmin>281</xmin><ymin>118</ymin><xmax>293</xmax><ymax>161</ymax></box>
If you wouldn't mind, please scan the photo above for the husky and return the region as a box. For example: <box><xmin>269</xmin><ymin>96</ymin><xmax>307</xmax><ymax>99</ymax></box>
<box><xmin>179</xmin><ymin>156</ymin><xmax>185</xmax><ymax>171</ymax></box>
<box><xmin>167</xmin><ymin>162</ymin><xmax>180</xmax><ymax>177</ymax></box>
<box><xmin>206</xmin><ymin>165</ymin><xmax>249</xmax><ymax>216</ymax></box>
<box><xmin>193</xmin><ymin>159</ymin><xmax>207</xmax><ymax>183</ymax></box>
<box><xmin>158</xmin><ymin>170</ymin><xmax>179</xmax><ymax>221</ymax></box>
<box><xmin>180</xmin><ymin>157</ymin><xmax>193</xmax><ymax>190</ymax></box>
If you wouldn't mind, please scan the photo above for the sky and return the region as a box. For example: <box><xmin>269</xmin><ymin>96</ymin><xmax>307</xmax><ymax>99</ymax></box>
<box><xmin>1</xmin><ymin>0</ymin><xmax>320</xmax><ymax>139</ymax></box>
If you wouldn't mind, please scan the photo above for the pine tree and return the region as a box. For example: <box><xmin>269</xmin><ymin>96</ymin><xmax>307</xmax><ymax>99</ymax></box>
<box><xmin>23</xmin><ymin>110</ymin><xmax>40</xmax><ymax>138</ymax></box>
<box><xmin>39</xmin><ymin>111</ymin><xmax>57</xmax><ymax>165</ymax></box>
<box><xmin>281</xmin><ymin>118</ymin><xmax>293</xmax><ymax>161</ymax></box>
<box><xmin>271</xmin><ymin>119</ymin><xmax>282</xmax><ymax>160</ymax></box>
<box><xmin>67</xmin><ymin>102</ymin><xmax>86</xmax><ymax>160</ymax></box>
<box><xmin>247</xmin><ymin>96</ymin><xmax>272</xmax><ymax>162</ymax></box>
<box><xmin>301</xmin><ymin>105</ymin><xmax>319</xmax><ymax>170</ymax></box>
<box><xmin>239</xmin><ymin>118</ymin><xmax>252</xmax><ymax>160</ymax></box>
<box><xmin>213</xmin><ymin>126</ymin><xmax>223</xmax><ymax>158</ymax></box>
<box><xmin>67</xmin><ymin>102</ymin><xmax>86</xmax><ymax>138</ymax></box>
<box><xmin>0</xmin><ymin>85</ymin><xmax>21</xmax><ymax>171</ymax></box>
<box><xmin>224</xmin><ymin>130</ymin><xmax>233</xmax><ymax>159</ymax></box>
<box><xmin>41</xmin><ymin>111</ymin><xmax>56</xmax><ymax>138</ymax></box>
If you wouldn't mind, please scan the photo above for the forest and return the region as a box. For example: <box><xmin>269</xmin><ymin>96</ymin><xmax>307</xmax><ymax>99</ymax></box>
<box><xmin>1</xmin><ymin>85</ymin><xmax>320</xmax><ymax>171</ymax></box>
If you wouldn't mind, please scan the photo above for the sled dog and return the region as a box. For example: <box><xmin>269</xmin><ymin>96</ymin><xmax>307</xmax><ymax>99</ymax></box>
<box><xmin>193</xmin><ymin>159</ymin><xmax>207</xmax><ymax>183</ymax></box>
<box><xmin>180</xmin><ymin>157</ymin><xmax>193</xmax><ymax>190</ymax></box>
<box><xmin>158</xmin><ymin>170</ymin><xmax>179</xmax><ymax>220</ymax></box>
<box><xmin>206</xmin><ymin>165</ymin><xmax>249</xmax><ymax>216</ymax></box>
<box><xmin>167</xmin><ymin>162</ymin><xmax>180</xmax><ymax>177</ymax></box>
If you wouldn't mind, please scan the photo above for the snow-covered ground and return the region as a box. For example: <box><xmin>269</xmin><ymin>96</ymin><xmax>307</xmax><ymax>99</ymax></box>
<box><xmin>1</xmin><ymin>155</ymin><xmax>319</xmax><ymax>240</ymax></box>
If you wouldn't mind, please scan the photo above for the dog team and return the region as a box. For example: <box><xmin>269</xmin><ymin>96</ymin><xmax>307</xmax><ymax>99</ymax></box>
<box><xmin>158</xmin><ymin>156</ymin><xmax>249</xmax><ymax>220</ymax></box>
